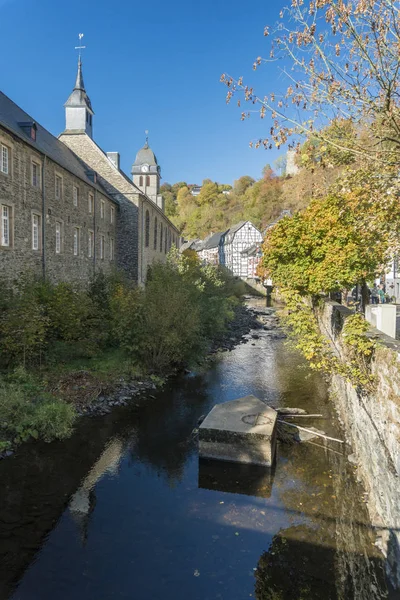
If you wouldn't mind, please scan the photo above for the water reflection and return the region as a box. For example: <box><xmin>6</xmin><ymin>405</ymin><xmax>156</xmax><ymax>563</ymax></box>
<box><xmin>198</xmin><ymin>458</ymin><xmax>275</xmax><ymax>498</ymax></box>
<box><xmin>0</xmin><ymin>300</ymin><xmax>395</xmax><ymax>600</ymax></box>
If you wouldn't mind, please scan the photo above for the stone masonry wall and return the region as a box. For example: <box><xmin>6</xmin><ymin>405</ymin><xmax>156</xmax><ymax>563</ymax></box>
<box><xmin>318</xmin><ymin>301</ymin><xmax>400</xmax><ymax>588</ymax></box>
<box><xmin>0</xmin><ymin>127</ymin><xmax>117</xmax><ymax>284</ymax></box>
<box><xmin>59</xmin><ymin>132</ymin><xmax>180</xmax><ymax>284</ymax></box>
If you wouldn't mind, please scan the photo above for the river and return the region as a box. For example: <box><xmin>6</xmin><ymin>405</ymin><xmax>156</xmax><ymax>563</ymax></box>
<box><xmin>0</xmin><ymin>299</ymin><xmax>396</xmax><ymax>599</ymax></box>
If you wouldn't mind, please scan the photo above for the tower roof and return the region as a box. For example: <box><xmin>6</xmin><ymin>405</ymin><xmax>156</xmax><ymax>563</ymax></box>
<box><xmin>64</xmin><ymin>58</ymin><xmax>93</xmax><ymax>113</ymax></box>
<box><xmin>133</xmin><ymin>142</ymin><xmax>158</xmax><ymax>167</ymax></box>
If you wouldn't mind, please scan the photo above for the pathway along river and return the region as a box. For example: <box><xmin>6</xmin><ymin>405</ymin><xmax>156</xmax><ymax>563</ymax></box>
<box><xmin>0</xmin><ymin>299</ymin><xmax>397</xmax><ymax>600</ymax></box>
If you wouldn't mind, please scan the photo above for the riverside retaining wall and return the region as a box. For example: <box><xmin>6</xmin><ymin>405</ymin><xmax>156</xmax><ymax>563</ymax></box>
<box><xmin>319</xmin><ymin>301</ymin><xmax>400</xmax><ymax>588</ymax></box>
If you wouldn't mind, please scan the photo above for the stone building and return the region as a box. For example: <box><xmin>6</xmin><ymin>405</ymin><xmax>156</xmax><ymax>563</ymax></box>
<box><xmin>59</xmin><ymin>58</ymin><xmax>179</xmax><ymax>284</ymax></box>
<box><xmin>0</xmin><ymin>91</ymin><xmax>117</xmax><ymax>284</ymax></box>
<box><xmin>0</xmin><ymin>57</ymin><xmax>179</xmax><ymax>286</ymax></box>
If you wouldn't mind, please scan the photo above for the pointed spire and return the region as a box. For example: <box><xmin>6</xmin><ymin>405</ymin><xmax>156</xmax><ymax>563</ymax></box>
<box><xmin>74</xmin><ymin>58</ymin><xmax>85</xmax><ymax>91</ymax></box>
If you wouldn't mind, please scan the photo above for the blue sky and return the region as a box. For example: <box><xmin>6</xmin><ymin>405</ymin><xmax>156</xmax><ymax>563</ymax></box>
<box><xmin>1</xmin><ymin>0</ymin><xmax>287</xmax><ymax>185</ymax></box>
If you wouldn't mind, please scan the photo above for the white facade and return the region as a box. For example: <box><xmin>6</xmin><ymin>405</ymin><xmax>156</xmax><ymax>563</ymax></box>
<box><xmin>219</xmin><ymin>221</ymin><xmax>263</xmax><ymax>278</ymax></box>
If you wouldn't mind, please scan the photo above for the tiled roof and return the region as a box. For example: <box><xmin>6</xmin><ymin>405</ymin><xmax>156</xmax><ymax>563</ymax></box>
<box><xmin>0</xmin><ymin>91</ymin><xmax>112</xmax><ymax>200</ymax></box>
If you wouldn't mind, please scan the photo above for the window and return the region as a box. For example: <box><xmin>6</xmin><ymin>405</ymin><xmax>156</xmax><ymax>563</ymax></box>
<box><xmin>164</xmin><ymin>226</ymin><xmax>167</xmax><ymax>253</ymax></box>
<box><xmin>139</xmin><ymin>175</ymin><xmax>143</xmax><ymax>187</ymax></box>
<box><xmin>55</xmin><ymin>222</ymin><xmax>61</xmax><ymax>254</ymax></box>
<box><xmin>145</xmin><ymin>210</ymin><xmax>150</xmax><ymax>247</ymax></box>
<box><xmin>154</xmin><ymin>217</ymin><xmax>158</xmax><ymax>250</ymax></box>
<box><xmin>73</xmin><ymin>186</ymin><xmax>79</xmax><ymax>207</ymax></box>
<box><xmin>100</xmin><ymin>235</ymin><xmax>105</xmax><ymax>260</ymax></box>
<box><xmin>110</xmin><ymin>237</ymin><xmax>114</xmax><ymax>261</ymax></box>
<box><xmin>1</xmin><ymin>205</ymin><xmax>11</xmax><ymax>246</ymax></box>
<box><xmin>55</xmin><ymin>174</ymin><xmax>62</xmax><ymax>200</ymax></box>
<box><xmin>73</xmin><ymin>227</ymin><xmax>79</xmax><ymax>256</ymax></box>
<box><xmin>1</xmin><ymin>145</ymin><xmax>9</xmax><ymax>175</ymax></box>
<box><xmin>88</xmin><ymin>193</ymin><xmax>94</xmax><ymax>214</ymax></box>
<box><xmin>146</xmin><ymin>175</ymin><xmax>150</xmax><ymax>187</ymax></box>
<box><xmin>100</xmin><ymin>200</ymin><xmax>105</xmax><ymax>219</ymax></box>
<box><xmin>32</xmin><ymin>214</ymin><xmax>40</xmax><ymax>250</ymax></box>
<box><xmin>88</xmin><ymin>230</ymin><xmax>94</xmax><ymax>258</ymax></box>
<box><xmin>160</xmin><ymin>224</ymin><xmax>163</xmax><ymax>252</ymax></box>
<box><xmin>111</xmin><ymin>206</ymin><xmax>114</xmax><ymax>224</ymax></box>
<box><xmin>31</xmin><ymin>161</ymin><xmax>40</xmax><ymax>188</ymax></box>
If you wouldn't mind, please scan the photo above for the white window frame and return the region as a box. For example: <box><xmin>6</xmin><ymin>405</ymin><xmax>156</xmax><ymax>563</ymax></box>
<box><xmin>55</xmin><ymin>174</ymin><xmax>62</xmax><ymax>200</ymax></box>
<box><xmin>73</xmin><ymin>227</ymin><xmax>80</xmax><ymax>256</ymax></box>
<box><xmin>1</xmin><ymin>144</ymin><xmax>9</xmax><ymax>175</ymax></box>
<box><xmin>73</xmin><ymin>186</ymin><xmax>79</xmax><ymax>207</ymax></box>
<box><xmin>1</xmin><ymin>204</ymin><xmax>11</xmax><ymax>247</ymax></box>
<box><xmin>55</xmin><ymin>221</ymin><xmax>61</xmax><ymax>254</ymax></box>
<box><xmin>110</xmin><ymin>206</ymin><xmax>114</xmax><ymax>224</ymax></box>
<box><xmin>100</xmin><ymin>234</ymin><xmax>105</xmax><ymax>260</ymax></box>
<box><xmin>88</xmin><ymin>193</ymin><xmax>94</xmax><ymax>214</ymax></box>
<box><xmin>88</xmin><ymin>230</ymin><xmax>94</xmax><ymax>258</ymax></box>
<box><xmin>110</xmin><ymin>237</ymin><xmax>114</xmax><ymax>261</ymax></box>
<box><xmin>31</xmin><ymin>161</ymin><xmax>41</xmax><ymax>188</ymax></box>
<box><xmin>100</xmin><ymin>200</ymin><xmax>105</xmax><ymax>219</ymax></box>
<box><xmin>32</xmin><ymin>213</ymin><xmax>41</xmax><ymax>250</ymax></box>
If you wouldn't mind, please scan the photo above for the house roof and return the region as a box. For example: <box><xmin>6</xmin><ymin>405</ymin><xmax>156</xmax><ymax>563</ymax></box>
<box><xmin>225</xmin><ymin>221</ymin><xmax>247</xmax><ymax>236</ymax></box>
<box><xmin>0</xmin><ymin>91</ymin><xmax>113</xmax><ymax>201</ymax></box>
<box><xmin>202</xmin><ymin>231</ymin><xmax>226</xmax><ymax>249</ymax></box>
<box><xmin>180</xmin><ymin>239</ymin><xmax>202</xmax><ymax>252</ymax></box>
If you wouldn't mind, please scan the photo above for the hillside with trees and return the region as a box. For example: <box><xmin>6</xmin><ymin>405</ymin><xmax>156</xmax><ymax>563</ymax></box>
<box><xmin>162</xmin><ymin>165</ymin><xmax>294</xmax><ymax>239</ymax></box>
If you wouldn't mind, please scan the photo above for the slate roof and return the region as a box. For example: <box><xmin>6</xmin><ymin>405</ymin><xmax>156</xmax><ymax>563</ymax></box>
<box><xmin>225</xmin><ymin>221</ymin><xmax>247</xmax><ymax>236</ymax></box>
<box><xmin>64</xmin><ymin>59</ymin><xmax>93</xmax><ymax>112</ymax></box>
<box><xmin>0</xmin><ymin>91</ymin><xmax>113</xmax><ymax>201</ymax></box>
<box><xmin>180</xmin><ymin>239</ymin><xmax>202</xmax><ymax>252</ymax></box>
<box><xmin>202</xmin><ymin>231</ymin><xmax>226</xmax><ymax>250</ymax></box>
<box><xmin>133</xmin><ymin>142</ymin><xmax>158</xmax><ymax>166</ymax></box>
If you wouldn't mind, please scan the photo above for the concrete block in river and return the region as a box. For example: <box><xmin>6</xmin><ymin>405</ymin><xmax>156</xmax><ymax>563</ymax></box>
<box><xmin>199</xmin><ymin>395</ymin><xmax>277</xmax><ymax>466</ymax></box>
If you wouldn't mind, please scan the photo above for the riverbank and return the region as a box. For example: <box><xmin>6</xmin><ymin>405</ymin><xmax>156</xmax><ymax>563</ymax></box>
<box><xmin>1</xmin><ymin>297</ymin><xmax>394</xmax><ymax>600</ymax></box>
<box><xmin>0</xmin><ymin>299</ymin><xmax>261</xmax><ymax>459</ymax></box>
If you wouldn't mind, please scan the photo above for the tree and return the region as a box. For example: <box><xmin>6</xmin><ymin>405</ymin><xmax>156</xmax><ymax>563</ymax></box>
<box><xmin>233</xmin><ymin>175</ymin><xmax>255</xmax><ymax>196</ymax></box>
<box><xmin>221</xmin><ymin>0</ymin><xmax>400</xmax><ymax>168</ymax></box>
<box><xmin>260</xmin><ymin>168</ymin><xmax>400</xmax><ymax>300</ymax></box>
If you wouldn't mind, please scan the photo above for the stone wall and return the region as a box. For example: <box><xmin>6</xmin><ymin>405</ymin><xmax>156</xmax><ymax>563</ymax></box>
<box><xmin>60</xmin><ymin>132</ymin><xmax>180</xmax><ymax>284</ymax></box>
<box><xmin>318</xmin><ymin>301</ymin><xmax>400</xmax><ymax>588</ymax></box>
<box><xmin>0</xmin><ymin>127</ymin><xmax>117</xmax><ymax>284</ymax></box>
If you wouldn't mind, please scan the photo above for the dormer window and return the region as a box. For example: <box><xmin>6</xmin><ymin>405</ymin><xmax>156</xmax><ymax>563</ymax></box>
<box><xmin>19</xmin><ymin>122</ymin><xmax>37</xmax><ymax>141</ymax></box>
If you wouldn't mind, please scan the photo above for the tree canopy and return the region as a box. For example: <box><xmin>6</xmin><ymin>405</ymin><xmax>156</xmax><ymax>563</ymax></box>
<box><xmin>222</xmin><ymin>0</ymin><xmax>400</xmax><ymax>168</ymax></box>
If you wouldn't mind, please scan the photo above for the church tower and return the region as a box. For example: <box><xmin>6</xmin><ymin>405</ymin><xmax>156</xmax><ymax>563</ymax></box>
<box><xmin>64</xmin><ymin>57</ymin><xmax>94</xmax><ymax>138</ymax></box>
<box><xmin>132</xmin><ymin>137</ymin><xmax>164</xmax><ymax>212</ymax></box>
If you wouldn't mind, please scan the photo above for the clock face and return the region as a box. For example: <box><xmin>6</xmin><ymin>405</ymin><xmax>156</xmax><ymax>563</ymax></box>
<box><xmin>141</xmin><ymin>165</ymin><xmax>149</xmax><ymax>173</ymax></box>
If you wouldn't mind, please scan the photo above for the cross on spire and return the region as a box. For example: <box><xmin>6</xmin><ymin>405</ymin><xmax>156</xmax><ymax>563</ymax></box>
<box><xmin>75</xmin><ymin>33</ymin><xmax>86</xmax><ymax>62</ymax></box>
<box><xmin>145</xmin><ymin>129</ymin><xmax>149</xmax><ymax>147</ymax></box>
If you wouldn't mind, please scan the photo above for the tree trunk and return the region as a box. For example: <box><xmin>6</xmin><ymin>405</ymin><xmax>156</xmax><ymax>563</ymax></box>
<box><xmin>361</xmin><ymin>280</ymin><xmax>370</xmax><ymax>314</ymax></box>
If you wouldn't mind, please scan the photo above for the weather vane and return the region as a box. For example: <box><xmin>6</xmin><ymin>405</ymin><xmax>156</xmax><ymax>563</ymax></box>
<box><xmin>75</xmin><ymin>33</ymin><xmax>86</xmax><ymax>61</ymax></box>
<box><xmin>145</xmin><ymin>129</ymin><xmax>149</xmax><ymax>144</ymax></box>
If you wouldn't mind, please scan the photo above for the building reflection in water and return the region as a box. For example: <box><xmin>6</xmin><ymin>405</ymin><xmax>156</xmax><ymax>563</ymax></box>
<box><xmin>68</xmin><ymin>438</ymin><xmax>124</xmax><ymax>544</ymax></box>
<box><xmin>198</xmin><ymin>458</ymin><xmax>275</xmax><ymax>499</ymax></box>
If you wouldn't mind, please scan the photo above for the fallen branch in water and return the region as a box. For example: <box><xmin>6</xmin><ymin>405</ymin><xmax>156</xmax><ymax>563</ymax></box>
<box><xmin>283</xmin><ymin>414</ymin><xmax>324</xmax><ymax>418</ymax></box>
<box><xmin>277</xmin><ymin>420</ymin><xmax>344</xmax><ymax>444</ymax></box>
<box><xmin>304</xmin><ymin>439</ymin><xmax>344</xmax><ymax>456</ymax></box>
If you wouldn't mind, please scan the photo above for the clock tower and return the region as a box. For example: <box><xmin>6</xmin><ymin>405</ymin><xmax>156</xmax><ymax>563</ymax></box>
<box><xmin>132</xmin><ymin>137</ymin><xmax>164</xmax><ymax>211</ymax></box>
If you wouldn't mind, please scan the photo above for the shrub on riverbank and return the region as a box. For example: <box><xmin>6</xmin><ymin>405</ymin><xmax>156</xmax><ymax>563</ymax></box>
<box><xmin>0</xmin><ymin>368</ymin><xmax>76</xmax><ymax>449</ymax></box>
<box><xmin>0</xmin><ymin>250</ymin><xmax>236</xmax><ymax>406</ymax></box>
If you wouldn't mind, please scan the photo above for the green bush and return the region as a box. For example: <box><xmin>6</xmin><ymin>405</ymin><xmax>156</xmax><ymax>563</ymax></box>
<box><xmin>109</xmin><ymin>250</ymin><xmax>235</xmax><ymax>374</ymax></box>
<box><xmin>0</xmin><ymin>370</ymin><xmax>76</xmax><ymax>444</ymax></box>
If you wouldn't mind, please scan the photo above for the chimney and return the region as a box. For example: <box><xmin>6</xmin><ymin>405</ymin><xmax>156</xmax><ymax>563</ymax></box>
<box><xmin>107</xmin><ymin>152</ymin><xmax>120</xmax><ymax>170</ymax></box>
